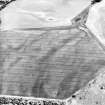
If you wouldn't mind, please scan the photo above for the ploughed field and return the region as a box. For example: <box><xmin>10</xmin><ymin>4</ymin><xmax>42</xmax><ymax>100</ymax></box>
<box><xmin>0</xmin><ymin>25</ymin><xmax>105</xmax><ymax>99</ymax></box>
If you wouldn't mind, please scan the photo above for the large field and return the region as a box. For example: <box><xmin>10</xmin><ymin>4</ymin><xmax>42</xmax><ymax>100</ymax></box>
<box><xmin>1</xmin><ymin>1</ymin><xmax>105</xmax><ymax>105</ymax></box>
<box><xmin>0</xmin><ymin>24</ymin><xmax>105</xmax><ymax>99</ymax></box>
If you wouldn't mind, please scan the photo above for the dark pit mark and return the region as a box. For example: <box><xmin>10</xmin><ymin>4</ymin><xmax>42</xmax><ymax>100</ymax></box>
<box><xmin>72</xmin><ymin>95</ymin><xmax>76</xmax><ymax>98</ymax></box>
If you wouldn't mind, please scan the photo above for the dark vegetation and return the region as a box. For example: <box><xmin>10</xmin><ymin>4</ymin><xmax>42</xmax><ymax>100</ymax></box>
<box><xmin>91</xmin><ymin>0</ymin><xmax>102</xmax><ymax>4</ymax></box>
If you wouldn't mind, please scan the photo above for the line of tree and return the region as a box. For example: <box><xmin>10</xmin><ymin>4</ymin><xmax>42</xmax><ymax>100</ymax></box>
<box><xmin>0</xmin><ymin>0</ymin><xmax>16</xmax><ymax>11</ymax></box>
